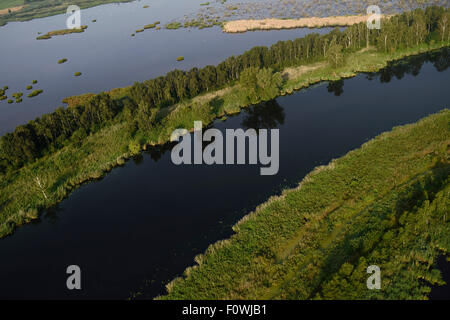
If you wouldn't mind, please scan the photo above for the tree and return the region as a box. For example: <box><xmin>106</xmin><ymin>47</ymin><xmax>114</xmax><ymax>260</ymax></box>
<box><xmin>413</xmin><ymin>11</ymin><xmax>427</xmax><ymax>45</ymax></box>
<box><xmin>136</xmin><ymin>101</ymin><xmax>158</xmax><ymax>132</ymax></box>
<box><xmin>326</xmin><ymin>43</ymin><xmax>345</xmax><ymax>68</ymax></box>
<box><xmin>240</xmin><ymin>67</ymin><xmax>282</xmax><ymax>103</ymax></box>
<box><xmin>256</xmin><ymin>68</ymin><xmax>282</xmax><ymax>100</ymax></box>
<box><xmin>438</xmin><ymin>12</ymin><xmax>449</xmax><ymax>42</ymax></box>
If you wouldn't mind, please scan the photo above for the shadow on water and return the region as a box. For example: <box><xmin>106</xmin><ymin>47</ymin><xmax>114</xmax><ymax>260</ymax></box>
<box><xmin>430</xmin><ymin>256</ymin><xmax>450</xmax><ymax>300</ymax></box>
<box><xmin>328</xmin><ymin>47</ymin><xmax>450</xmax><ymax>97</ymax></box>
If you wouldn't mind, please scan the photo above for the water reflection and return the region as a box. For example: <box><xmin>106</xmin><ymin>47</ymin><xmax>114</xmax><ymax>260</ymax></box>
<box><xmin>241</xmin><ymin>99</ymin><xmax>285</xmax><ymax>130</ymax></box>
<box><xmin>327</xmin><ymin>80</ymin><xmax>344</xmax><ymax>96</ymax></box>
<box><xmin>137</xmin><ymin>48</ymin><xmax>449</xmax><ymax>166</ymax></box>
<box><xmin>372</xmin><ymin>47</ymin><xmax>449</xmax><ymax>83</ymax></box>
<box><xmin>326</xmin><ymin>47</ymin><xmax>449</xmax><ymax>96</ymax></box>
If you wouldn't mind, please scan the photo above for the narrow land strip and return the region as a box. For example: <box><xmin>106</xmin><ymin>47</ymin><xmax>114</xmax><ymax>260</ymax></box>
<box><xmin>223</xmin><ymin>14</ymin><xmax>381</xmax><ymax>33</ymax></box>
<box><xmin>0</xmin><ymin>5</ymin><xmax>24</xmax><ymax>15</ymax></box>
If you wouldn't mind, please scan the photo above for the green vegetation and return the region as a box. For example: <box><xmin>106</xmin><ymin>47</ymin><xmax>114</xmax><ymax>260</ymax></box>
<box><xmin>0</xmin><ymin>8</ymin><xmax>448</xmax><ymax>239</ymax></box>
<box><xmin>176</xmin><ymin>56</ymin><xmax>185</xmax><ymax>62</ymax></box>
<box><xmin>3</xmin><ymin>86</ymin><xmax>8</xmax><ymax>90</ymax></box>
<box><xmin>74</xmin><ymin>72</ymin><xmax>82</xmax><ymax>77</ymax></box>
<box><xmin>0</xmin><ymin>96</ymin><xmax>7</xmax><ymax>101</ymax></box>
<box><xmin>160</xmin><ymin>109</ymin><xmax>450</xmax><ymax>300</ymax></box>
<box><xmin>58</xmin><ymin>58</ymin><xmax>68</xmax><ymax>64</ymax></box>
<box><xmin>7</xmin><ymin>99</ymin><xmax>13</xmax><ymax>104</ymax></box>
<box><xmin>144</xmin><ymin>21</ymin><xmax>160</xmax><ymax>29</ymax></box>
<box><xmin>36</xmin><ymin>25</ymin><xmax>87</xmax><ymax>40</ymax></box>
<box><xmin>0</xmin><ymin>0</ymin><xmax>22</xmax><ymax>11</ymax></box>
<box><xmin>183</xmin><ymin>18</ymin><xmax>221</xmax><ymax>29</ymax></box>
<box><xmin>26</xmin><ymin>85</ymin><xmax>32</xmax><ymax>90</ymax></box>
<box><xmin>0</xmin><ymin>1</ymin><xmax>132</xmax><ymax>27</ymax></box>
<box><xmin>166</xmin><ymin>22</ymin><xmax>182</xmax><ymax>30</ymax></box>
<box><xmin>27</xmin><ymin>89</ymin><xmax>43</xmax><ymax>98</ymax></box>
<box><xmin>1</xmin><ymin>7</ymin><xmax>448</xmax><ymax>173</ymax></box>
<box><xmin>128</xmin><ymin>140</ymin><xmax>141</xmax><ymax>155</ymax></box>
<box><xmin>32</xmin><ymin>80</ymin><xmax>37</xmax><ymax>84</ymax></box>
<box><xmin>326</xmin><ymin>43</ymin><xmax>345</xmax><ymax>67</ymax></box>
<box><xmin>240</xmin><ymin>67</ymin><xmax>282</xmax><ymax>103</ymax></box>
<box><xmin>11</xmin><ymin>92</ymin><xmax>23</xmax><ymax>99</ymax></box>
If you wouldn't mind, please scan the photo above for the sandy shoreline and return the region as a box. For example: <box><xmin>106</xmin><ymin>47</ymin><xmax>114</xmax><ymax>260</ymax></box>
<box><xmin>223</xmin><ymin>15</ymin><xmax>379</xmax><ymax>33</ymax></box>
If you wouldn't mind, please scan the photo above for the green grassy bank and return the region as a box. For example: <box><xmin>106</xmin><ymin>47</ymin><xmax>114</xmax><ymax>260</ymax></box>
<box><xmin>159</xmin><ymin>109</ymin><xmax>450</xmax><ymax>300</ymax></box>
<box><xmin>0</xmin><ymin>41</ymin><xmax>448</xmax><ymax>239</ymax></box>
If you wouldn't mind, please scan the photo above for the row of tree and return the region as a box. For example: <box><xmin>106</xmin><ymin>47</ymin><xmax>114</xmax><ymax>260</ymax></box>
<box><xmin>1</xmin><ymin>6</ymin><xmax>448</xmax><ymax>174</ymax></box>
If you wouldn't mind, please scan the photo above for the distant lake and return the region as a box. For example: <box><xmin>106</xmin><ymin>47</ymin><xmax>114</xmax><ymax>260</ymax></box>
<box><xmin>0</xmin><ymin>48</ymin><xmax>448</xmax><ymax>299</ymax></box>
<box><xmin>0</xmin><ymin>0</ymin><xmax>335</xmax><ymax>135</ymax></box>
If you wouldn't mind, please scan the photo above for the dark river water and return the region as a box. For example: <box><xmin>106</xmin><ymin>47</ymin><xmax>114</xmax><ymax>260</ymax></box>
<box><xmin>0</xmin><ymin>47</ymin><xmax>448</xmax><ymax>299</ymax></box>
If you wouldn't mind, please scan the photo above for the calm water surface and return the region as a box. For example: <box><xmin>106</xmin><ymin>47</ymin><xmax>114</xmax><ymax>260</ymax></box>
<box><xmin>0</xmin><ymin>0</ymin><xmax>333</xmax><ymax>135</ymax></box>
<box><xmin>0</xmin><ymin>50</ymin><xmax>448</xmax><ymax>299</ymax></box>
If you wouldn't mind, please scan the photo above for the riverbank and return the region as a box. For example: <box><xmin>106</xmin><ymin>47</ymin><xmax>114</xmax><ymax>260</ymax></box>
<box><xmin>159</xmin><ymin>109</ymin><xmax>450</xmax><ymax>299</ymax></box>
<box><xmin>0</xmin><ymin>40</ymin><xmax>448</xmax><ymax>239</ymax></box>
<box><xmin>222</xmin><ymin>14</ymin><xmax>378</xmax><ymax>33</ymax></box>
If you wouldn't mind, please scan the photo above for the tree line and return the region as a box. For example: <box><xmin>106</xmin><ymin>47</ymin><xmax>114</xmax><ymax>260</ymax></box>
<box><xmin>1</xmin><ymin>6</ymin><xmax>449</xmax><ymax>174</ymax></box>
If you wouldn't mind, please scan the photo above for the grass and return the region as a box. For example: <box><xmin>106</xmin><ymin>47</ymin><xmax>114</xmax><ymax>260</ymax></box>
<box><xmin>36</xmin><ymin>25</ymin><xmax>87</xmax><ymax>40</ymax></box>
<box><xmin>0</xmin><ymin>0</ymin><xmax>23</xmax><ymax>11</ymax></box>
<box><xmin>27</xmin><ymin>89</ymin><xmax>43</xmax><ymax>98</ymax></box>
<box><xmin>166</xmin><ymin>22</ymin><xmax>182</xmax><ymax>30</ymax></box>
<box><xmin>144</xmin><ymin>21</ymin><xmax>160</xmax><ymax>29</ymax></box>
<box><xmin>0</xmin><ymin>41</ymin><xmax>448</xmax><ymax>241</ymax></box>
<box><xmin>159</xmin><ymin>109</ymin><xmax>450</xmax><ymax>300</ymax></box>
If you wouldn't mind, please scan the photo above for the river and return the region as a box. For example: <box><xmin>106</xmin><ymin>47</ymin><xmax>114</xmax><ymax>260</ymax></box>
<box><xmin>0</xmin><ymin>47</ymin><xmax>448</xmax><ymax>299</ymax></box>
